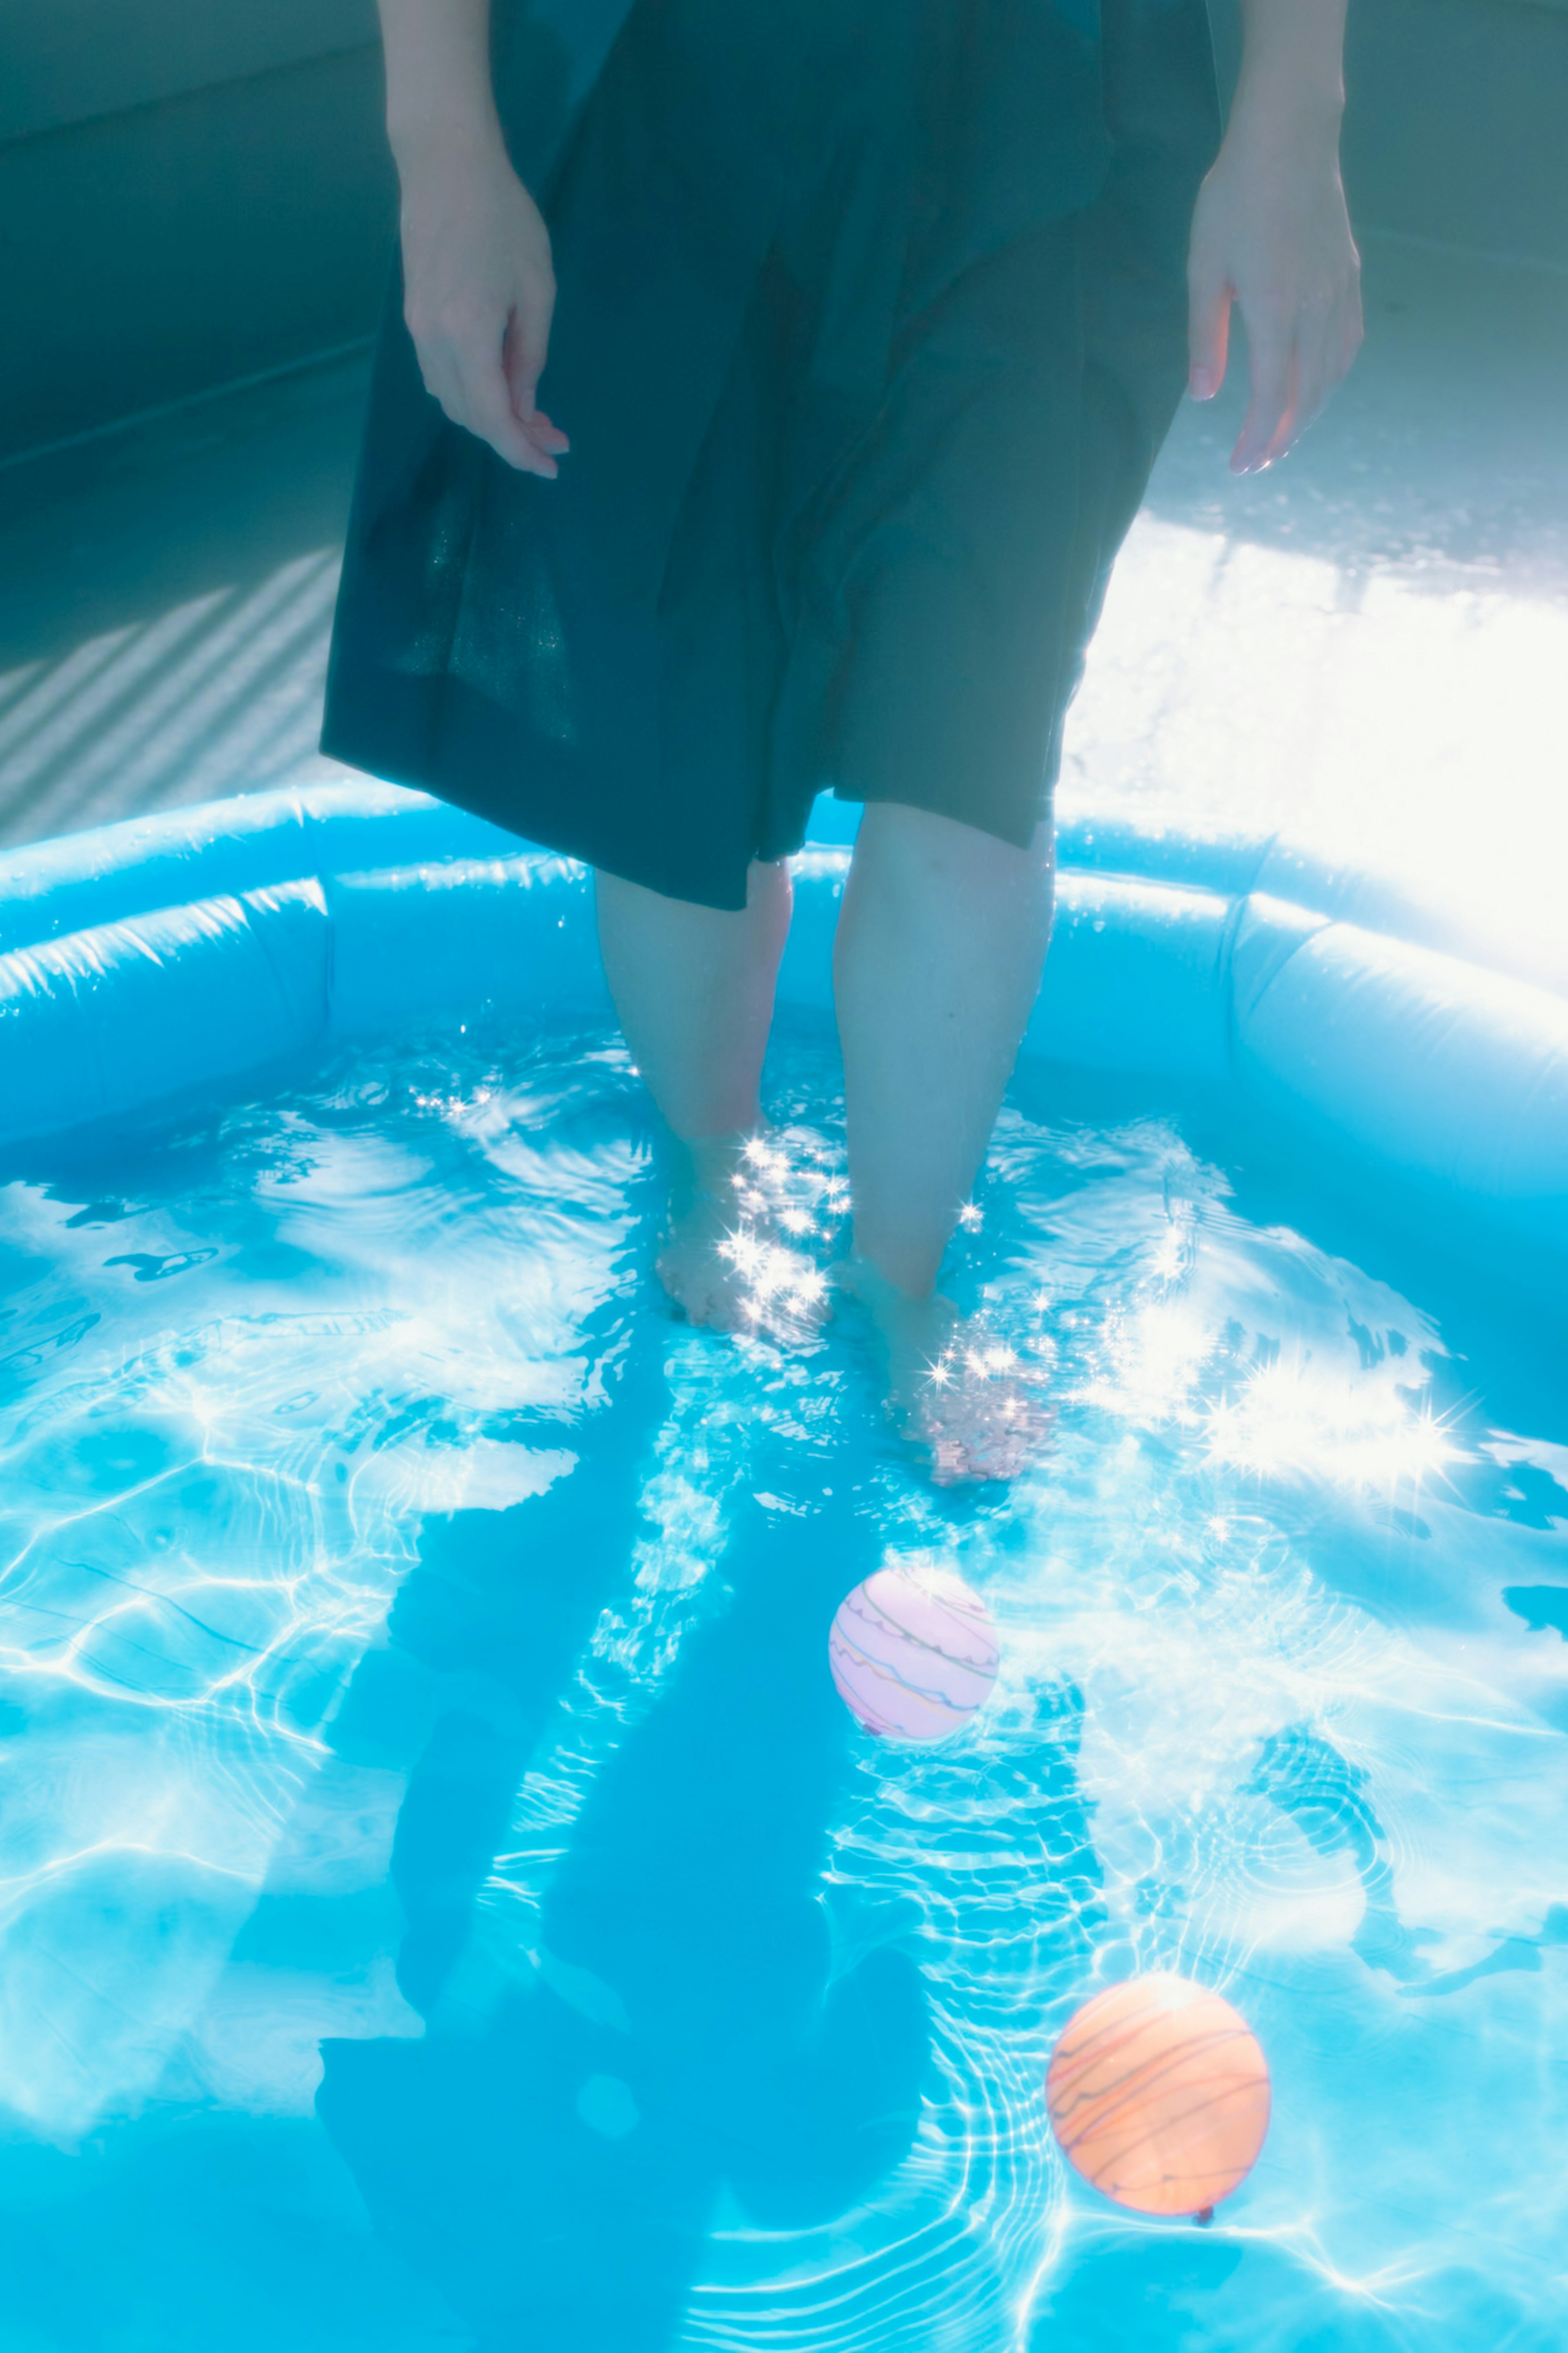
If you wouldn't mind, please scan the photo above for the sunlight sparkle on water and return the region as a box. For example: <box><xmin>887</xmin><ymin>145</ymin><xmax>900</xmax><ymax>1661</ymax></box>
<box><xmin>1205</xmin><ymin>1356</ymin><xmax>1459</xmax><ymax>1491</ymax></box>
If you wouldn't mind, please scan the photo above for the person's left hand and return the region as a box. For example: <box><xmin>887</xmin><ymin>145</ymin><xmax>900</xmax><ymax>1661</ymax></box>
<box><xmin>1187</xmin><ymin>122</ymin><xmax>1363</xmax><ymax>473</ymax></box>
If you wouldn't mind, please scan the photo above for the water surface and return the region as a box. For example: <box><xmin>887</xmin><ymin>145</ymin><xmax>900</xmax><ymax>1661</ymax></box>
<box><xmin>0</xmin><ymin>1013</ymin><xmax>1564</xmax><ymax>2351</ymax></box>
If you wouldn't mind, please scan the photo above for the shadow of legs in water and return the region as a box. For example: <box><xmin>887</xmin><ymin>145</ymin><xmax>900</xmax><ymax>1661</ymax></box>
<box><xmin>316</xmin><ymin>1387</ymin><xmax>930</xmax><ymax>2350</ymax></box>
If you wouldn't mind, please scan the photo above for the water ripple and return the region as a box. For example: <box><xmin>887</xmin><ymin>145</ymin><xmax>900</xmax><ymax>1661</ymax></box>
<box><xmin>0</xmin><ymin>1020</ymin><xmax>1564</xmax><ymax>2348</ymax></box>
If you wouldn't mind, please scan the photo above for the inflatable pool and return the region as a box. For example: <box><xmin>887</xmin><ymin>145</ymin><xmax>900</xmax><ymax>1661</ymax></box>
<box><xmin>0</xmin><ymin>785</ymin><xmax>1565</xmax><ymax>2351</ymax></box>
<box><xmin>3</xmin><ymin>782</ymin><xmax>1565</xmax><ymax>1247</ymax></box>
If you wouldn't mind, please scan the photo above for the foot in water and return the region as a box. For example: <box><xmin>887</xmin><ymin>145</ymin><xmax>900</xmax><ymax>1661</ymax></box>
<box><xmin>835</xmin><ymin>1255</ymin><xmax>1052</xmax><ymax>1485</ymax></box>
<box><xmin>655</xmin><ymin>1134</ymin><xmax>831</xmax><ymax>1342</ymax></box>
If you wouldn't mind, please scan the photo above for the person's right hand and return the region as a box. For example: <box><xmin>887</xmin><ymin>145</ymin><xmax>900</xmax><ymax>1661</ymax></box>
<box><xmin>396</xmin><ymin>143</ymin><xmax>568</xmax><ymax>477</ymax></box>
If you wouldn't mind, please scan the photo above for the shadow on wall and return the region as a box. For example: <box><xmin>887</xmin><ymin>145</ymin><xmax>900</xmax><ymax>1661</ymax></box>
<box><xmin>0</xmin><ymin>550</ymin><xmax>346</xmax><ymax>848</ymax></box>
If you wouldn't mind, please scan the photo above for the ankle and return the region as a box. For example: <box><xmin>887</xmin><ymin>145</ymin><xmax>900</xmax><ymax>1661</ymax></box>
<box><xmin>836</xmin><ymin>1251</ymin><xmax>952</xmax><ymax>1335</ymax></box>
<box><xmin>666</xmin><ymin>1129</ymin><xmax>761</xmax><ymax>1218</ymax></box>
<box><xmin>840</xmin><ymin>1234</ymin><xmax>943</xmax><ymax>1311</ymax></box>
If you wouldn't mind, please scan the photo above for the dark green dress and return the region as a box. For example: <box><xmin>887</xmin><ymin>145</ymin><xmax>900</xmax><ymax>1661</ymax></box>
<box><xmin>322</xmin><ymin>0</ymin><xmax>1219</xmax><ymax>908</ymax></box>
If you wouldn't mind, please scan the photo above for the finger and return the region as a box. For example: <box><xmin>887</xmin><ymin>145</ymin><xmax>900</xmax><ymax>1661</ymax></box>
<box><xmin>503</xmin><ymin>291</ymin><xmax>569</xmax><ymax>465</ymax></box>
<box><xmin>1279</xmin><ymin>285</ymin><xmax>1360</xmax><ymax>456</ymax></box>
<box><xmin>1281</xmin><ymin>309</ymin><xmax>1332</xmax><ymax>446</ymax></box>
<box><xmin>422</xmin><ymin>336</ymin><xmax>561</xmax><ymax>474</ymax></box>
<box><xmin>1336</xmin><ymin>279</ymin><xmax>1365</xmax><ymax>384</ymax></box>
<box><xmin>1263</xmin><ymin>346</ymin><xmax>1305</xmax><ymax>467</ymax></box>
<box><xmin>1187</xmin><ymin>264</ymin><xmax>1232</xmax><ymax>401</ymax></box>
<box><xmin>503</xmin><ymin>290</ymin><xmax>556</xmax><ymax>423</ymax></box>
<box><xmin>454</xmin><ymin>339</ymin><xmax>559</xmax><ymax>476</ymax></box>
<box><xmin>1255</xmin><ymin>344</ymin><xmax>1303</xmax><ymax>468</ymax></box>
<box><xmin>1231</xmin><ymin>310</ymin><xmax>1296</xmax><ymax>473</ymax></box>
<box><xmin>517</xmin><ymin>415</ymin><xmax>569</xmax><ymax>468</ymax></box>
<box><xmin>523</xmin><ymin>413</ymin><xmax>570</xmax><ymax>457</ymax></box>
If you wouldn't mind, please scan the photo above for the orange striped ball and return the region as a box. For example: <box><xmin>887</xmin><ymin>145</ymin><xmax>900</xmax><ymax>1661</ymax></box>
<box><xmin>1046</xmin><ymin>1974</ymin><xmax>1270</xmax><ymax>2217</ymax></box>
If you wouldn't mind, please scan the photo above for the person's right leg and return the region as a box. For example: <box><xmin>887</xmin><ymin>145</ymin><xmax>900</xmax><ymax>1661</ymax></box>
<box><xmin>595</xmin><ymin>858</ymin><xmax>799</xmax><ymax>1327</ymax></box>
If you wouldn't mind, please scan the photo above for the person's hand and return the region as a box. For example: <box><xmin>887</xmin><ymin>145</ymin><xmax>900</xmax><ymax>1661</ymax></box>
<box><xmin>396</xmin><ymin>140</ymin><xmax>568</xmax><ymax>477</ymax></box>
<box><xmin>1187</xmin><ymin>119</ymin><xmax>1362</xmax><ymax>474</ymax></box>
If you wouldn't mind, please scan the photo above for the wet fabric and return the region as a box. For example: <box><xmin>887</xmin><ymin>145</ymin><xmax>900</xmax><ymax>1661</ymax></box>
<box><xmin>322</xmin><ymin>0</ymin><xmax>1220</xmax><ymax>908</ymax></box>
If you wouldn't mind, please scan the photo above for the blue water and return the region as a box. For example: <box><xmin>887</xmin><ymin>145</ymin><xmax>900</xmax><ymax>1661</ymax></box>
<box><xmin>0</xmin><ymin>1010</ymin><xmax>1566</xmax><ymax>2352</ymax></box>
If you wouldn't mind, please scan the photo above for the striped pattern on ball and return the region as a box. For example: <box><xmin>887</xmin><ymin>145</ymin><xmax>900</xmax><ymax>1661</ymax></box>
<box><xmin>829</xmin><ymin>1564</ymin><xmax>1000</xmax><ymax>1742</ymax></box>
<box><xmin>1046</xmin><ymin>1974</ymin><xmax>1271</xmax><ymax>2217</ymax></box>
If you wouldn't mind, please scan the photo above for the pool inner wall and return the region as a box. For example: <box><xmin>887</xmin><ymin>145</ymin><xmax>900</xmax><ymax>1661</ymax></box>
<box><xmin>0</xmin><ymin>782</ymin><xmax>1564</xmax><ymax>1254</ymax></box>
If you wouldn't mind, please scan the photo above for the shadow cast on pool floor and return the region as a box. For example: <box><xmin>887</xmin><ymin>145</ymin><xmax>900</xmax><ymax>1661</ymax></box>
<box><xmin>313</xmin><ymin>1310</ymin><xmax>952</xmax><ymax>2349</ymax></box>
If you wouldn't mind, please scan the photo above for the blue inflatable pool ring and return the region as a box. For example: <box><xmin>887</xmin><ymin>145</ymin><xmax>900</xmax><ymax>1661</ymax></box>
<box><xmin>1</xmin><ymin>783</ymin><xmax>1563</xmax><ymax>1260</ymax></box>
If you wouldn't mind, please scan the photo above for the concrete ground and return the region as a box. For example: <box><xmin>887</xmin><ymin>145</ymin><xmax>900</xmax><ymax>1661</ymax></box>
<box><xmin>1</xmin><ymin>227</ymin><xmax>1565</xmax><ymax>990</ymax></box>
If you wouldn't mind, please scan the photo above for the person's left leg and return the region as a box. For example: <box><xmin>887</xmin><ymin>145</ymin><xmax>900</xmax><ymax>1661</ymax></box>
<box><xmin>775</xmin><ymin>199</ymin><xmax>1174</xmax><ymax>1472</ymax></box>
<box><xmin>831</xmin><ymin>801</ymin><xmax>1056</xmax><ymax>1476</ymax></box>
<box><xmin>834</xmin><ymin>801</ymin><xmax>1055</xmax><ymax>1302</ymax></box>
<box><xmin>595</xmin><ymin>857</ymin><xmax>798</xmax><ymax>1327</ymax></box>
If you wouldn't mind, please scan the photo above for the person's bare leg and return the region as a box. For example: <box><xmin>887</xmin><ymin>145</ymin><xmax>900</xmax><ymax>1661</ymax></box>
<box><xmin>833</xmin><ymin>801</ymin><xmax>1055</xmax><ymax>1475</ymax></box>
<box><xmin>595</xmin><ymin>858</ymin><xmax>802</xmax><ymax>1328</ymax></box>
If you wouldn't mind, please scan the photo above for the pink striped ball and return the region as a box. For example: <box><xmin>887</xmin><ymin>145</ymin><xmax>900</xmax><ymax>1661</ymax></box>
<box><xmin>829</xmin><ymin>1564</ymin><xmax>1000</xmax><ymax>1742</ymax></box>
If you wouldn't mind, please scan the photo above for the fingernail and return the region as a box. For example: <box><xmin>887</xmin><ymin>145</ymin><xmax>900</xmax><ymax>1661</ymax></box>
<box><xmin>1189</xmin><ymin>370</ymin><xmax>1214</xmax><ymax>401</ymax></box>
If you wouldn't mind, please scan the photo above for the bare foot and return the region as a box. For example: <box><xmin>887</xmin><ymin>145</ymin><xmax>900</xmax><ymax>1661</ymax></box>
<box><xmin>655</xmin><ymin>1135</ymin><xmax>831</xmax><ymax>1342</ymax></box>
<box><xmin>835</xmin><ymin>1256</ymin><xmax>1052</xmax><ymax>1485</ymax></box>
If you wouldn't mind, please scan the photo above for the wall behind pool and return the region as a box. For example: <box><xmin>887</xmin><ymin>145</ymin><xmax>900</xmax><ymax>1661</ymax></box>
<box><xmin>0</xmin><ymin>783</ymin><xmax>1564</xmax><ymax>1265</ymax></box>
<box><xmin>3</xmin><ymin>0</ymin><xmax>1568</xmax><ymax>460</ymax></box>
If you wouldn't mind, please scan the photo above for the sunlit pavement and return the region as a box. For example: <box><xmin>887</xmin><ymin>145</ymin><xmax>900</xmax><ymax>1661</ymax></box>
<box><xmin>1</xmin><ymin>230</ymin><xmax>1565</xmax><ymax>995</ymax></box>
<box><xmin>1068</xmin><ymin>232</ymin><xmax>1568</xmax><ymax>997</ymax></box>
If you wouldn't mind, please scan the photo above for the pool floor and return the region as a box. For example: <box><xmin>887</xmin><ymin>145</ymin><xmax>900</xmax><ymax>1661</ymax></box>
<box><xmin>0</xmin><ymin>1012</ymin><xmax>1565</xmax><ymax>2351</ymax></box>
